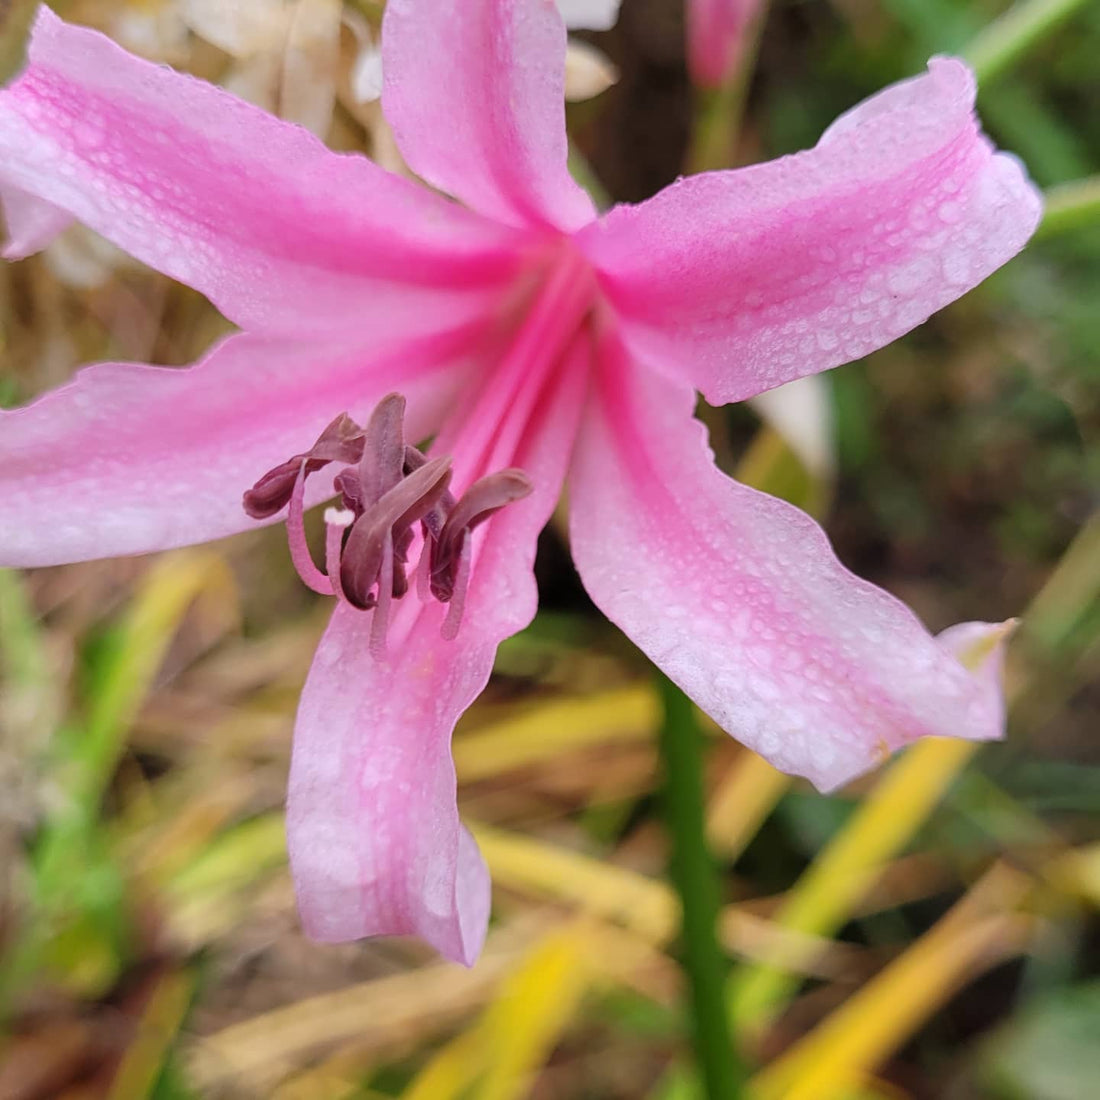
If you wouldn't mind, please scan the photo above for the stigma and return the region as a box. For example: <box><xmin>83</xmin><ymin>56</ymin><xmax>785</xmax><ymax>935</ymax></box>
<box><xmin>243</xmin><ymin>395</ymin><xmax>533</xmax><ymax>652</ymax></box>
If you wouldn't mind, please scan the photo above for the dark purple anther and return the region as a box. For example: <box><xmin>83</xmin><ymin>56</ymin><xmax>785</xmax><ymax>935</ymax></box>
<box><xmin>242</xmin><ymin>393</ymin><xmax>533</xmax><ymax>649</ymax></box>
<box><xmin>429</xmin><ymin>469</ymin><xmax>533</xmax><ymax>603</ymax></box>
<box><xmin>242</xmin><ymin>413</ymin><xmax>366</xmax><ymax>519</ymax></box>
<box><xmin>339</xmin><ymin>456</ymin><xmax>453</xmax><ymax>611</ymax></box>
<box><xmin>327</xmin><ymin>394</ymin><xmax>408</xmax><ymax>524</ymax></box>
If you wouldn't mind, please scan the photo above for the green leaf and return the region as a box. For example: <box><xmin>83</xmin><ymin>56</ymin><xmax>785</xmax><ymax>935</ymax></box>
<box><xmin>979</xmin><ymin>982</ymin><xmax>1100</xmax><ymax>1100</ymax></box>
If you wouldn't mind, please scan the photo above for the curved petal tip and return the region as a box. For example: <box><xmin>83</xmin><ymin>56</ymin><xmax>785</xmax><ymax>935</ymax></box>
<box><xmin>288</xmin><ymin>605</ymin><xmax>494</xmax><ymax>967</ymax></box>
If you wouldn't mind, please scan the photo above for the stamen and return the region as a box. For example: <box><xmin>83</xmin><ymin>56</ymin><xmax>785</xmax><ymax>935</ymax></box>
<box><xmin>370</xmin><ymin>531</ymin><xmax>395</xmax><ymax>659</ymax></box>
<box><xmin>323</xmin><ymin>508</ymin><xmax>355</xmax><ymax>605</ymax></box>
<box><xmin>339</xmin><ymin>457</ymin><xmax>453</xmax><ymax>610</ymax></box>
<box><xmin>392</xmin><ymin>524</ymin><xmax>417</xmax><ymax>599</ymax></box>
<box><xmin>440</xmin><ymin>539</ymin><xmax>472</xmax><ymax>642</ymax></box>
<box><xmin>430</xmin><ymin>469</ymin><xmax>533</xmax><ymax>603</ymax></box>
<box><xmin>359</xmin><ymin>394</ymin><xmax>407</xmax><ymax>505</ymax></box>
<box><xmin>333</xmin><ymin>467</ymin><xmax>365</xmax><ymax>516</ymax></box>
<box><xmin>243</xmin><ymin>395</ymin><xmax>534</xmax><ymax>649</ymax></box>
<box><xmin>287</xmin><ymin>461</ymin><xmax>334</xmax><ymax>596</ymax></box>
<box><xmin>243</xmin><ymin>413</ymin><xmax>366</xmax><ymax>519</ymax></box>
<box><xmin>415</xmin><ymin>532</ymin><xmax>434</xmax><ymax>603</ymax></box>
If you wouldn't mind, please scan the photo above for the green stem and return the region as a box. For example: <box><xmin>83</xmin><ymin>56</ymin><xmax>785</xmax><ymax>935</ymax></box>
<box><xmin>686</xmin><ymin>2</ymin><xmax>770</xmax><ymax>174</ymax></box>
<box><xmin>688</xmin><ymin>79</ymin><xmax>746</xmax><ymax>176</ymax></box>
<box><xmin>1035</xmin><ymin>176</ymin><xmax>1100</xmax><ymax>240</ymax></box>
<box><xmin>965</xmin><ymin>0</ymin><xmax>1093</xmax><ymax>85</ymax></box>
<box><xmin>658</xmin><ymin>674</ymin><xmax>746</xmax><ymax>1098</ymax></box>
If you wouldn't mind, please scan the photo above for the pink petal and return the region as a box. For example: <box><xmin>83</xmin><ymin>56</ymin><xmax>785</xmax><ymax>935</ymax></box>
<box><xmin>0</xmin><ymin>327</ymin><xmax>480</xmax><ymax>567</ymax></box>
<box><xmin>580</xmin><ymin>59</ymin><xmax>1042</xmax><ymax>405</ymax></box>
<box><xmin>569</xmin><ymin>337</ymin><xmax>1006</xmax><ymax>792</ymax></box>
<box><xmin>686</xmin><ymin>0</ymin><xmax>761</xmax><ymax>88</ymax></box>
<box><xmin>288</xmin><ymin>336</ymin><xmax>590</xmax><ymax>961</ymax></box>
<box><xmin>1</xmin><ymin>182</ymin><xmax>71</xmax><ymax>259</ymax></box>
<box><xmin>381</xmin><ymin>0</ymin><xmax>596</xmax><ymax>232</ymax></box>
<box><xmin>289</xmin><ymin>602</ymin><xmax>493</xmax><ymax>964</ymax></box>
<box><xmin>0</xmin><ymin>9</ymin><xmax>524</xmax><ymax>336</ymax></box>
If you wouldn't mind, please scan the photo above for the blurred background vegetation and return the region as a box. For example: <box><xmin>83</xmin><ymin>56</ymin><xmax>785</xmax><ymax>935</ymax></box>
<box><xmin>1</xmin><ymin>0</ymin><xmax>1098</xmax><ymax>1097</ymax></box>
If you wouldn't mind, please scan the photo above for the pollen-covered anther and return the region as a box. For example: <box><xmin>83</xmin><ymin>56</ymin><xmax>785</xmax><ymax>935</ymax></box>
<box><xmin>243</xmin><ymin>393</ymin><xmax>533</xmax><ymax>648</ymax></box>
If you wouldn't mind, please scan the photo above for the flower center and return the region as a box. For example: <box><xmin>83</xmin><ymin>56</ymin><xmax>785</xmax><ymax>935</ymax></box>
<box><xmin>431</xmin><ymin>239</ymin><xmax>599</xmax><ymax>486</ymax></box>
<box><xmin>243</xmin><ymin>393</ymin><xmax>532</xmax><ymax>654</ymax></box>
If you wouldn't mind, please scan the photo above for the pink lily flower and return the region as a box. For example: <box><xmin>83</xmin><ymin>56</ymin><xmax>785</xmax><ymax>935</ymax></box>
<box><xmin>687</xmin><ymin>0</ymin><xmax>763</xmax><ymax>89</ymax></box>
<box><xmin>0</xmin><ymin>2</ymin><xmax>1039</xmax><ymax>965</ymax></box>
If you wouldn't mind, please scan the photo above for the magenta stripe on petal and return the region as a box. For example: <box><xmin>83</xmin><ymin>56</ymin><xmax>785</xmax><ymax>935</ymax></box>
<box><xmin>569</xmin><ymin>337</ymin><xmax>1005</xmax><ymax>791</ymax></box>
<box><xmin>582</xmin><ymin>58</ymin><xmax>1042</xmax><ymax>406</ymax></box>
<box><xmin>0</xmin><ymin>9</ymin><xmax>525</xmax><ymax>337</ymax></box>
<box><xmin>0</xmin><ymin>325</ymin><xmax>483</xmax><ymax>567</ymax></box>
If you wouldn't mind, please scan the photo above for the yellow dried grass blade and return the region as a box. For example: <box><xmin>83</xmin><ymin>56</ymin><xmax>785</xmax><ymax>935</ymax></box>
<box><xmin>116</xmin><ymin>768</ymin><xmax>259</xmax><ymax>886</ymax></box>
<box><xmin>403</xmin><ymin>925</ymin><xmax>591</xmax><ymax>1100</ymax></box>
<box><xmin>454</xmin><ymin>684</ymin><xmax>657</xmax><ymax>782</ymax></box>
<box><xmin>276</xmin><ymin>1084</ymin><xmax>385</xmax><ymax>1100</ymax></box>
<box><xmin>80</xmin><ymin>549</ymin><xmax>238</xmax><ymax>808</ymax></box>
<box><xmin>275</xmin><ymin>1073</ymin><xmax>387</xmax><ymax>1100</ymax></box>
<box><xmin>188</xmin><ymin>921</ymin><xmax>539</xmax><ymax>1094</ymax></box>
<box><xmin>749</xmin><ymin>865</ymin><xmax>1034</xmax><ymax>1100</ymax></box>
<box><xmin>728</xmin><ymin>735</ymin><xmax>981</xmax><ymax>1032</ymax></box>
<box><xmin>728</xmin><ymin>626</ymin><xmax>1013</xmax><ymax>1034</ymax></box>
<box><xmin>472</xmin><ymin>924</ymin><xmax>591</xmax><ymax>1100</ymax></box>
<box><xmin>1015</xmin><ymin>512</ymin><xmax>1100</xmax><ymax>650</ymax></box>
<box><xmin>1045</xmin><ymin>841</ymin><xmax>1100</xmax><ymax>908</ymax></box>
<box><xmin>107</xmin><ymin>967</ymin><xmax>196</xmax><ymax>1100</ymax></box>
<box><xmin>162</xmin><ymin>812</ymin><xmax>288</xmax><ymax>948</ymax></box>
<box><xmin>403</xmin><ymin>1029</ymin><xmax>485</xmax><ymax>1100</ymax></box>
<box><xmin>706</xmin><ymin>751</ymin><xmax>790</xmax><ymax>861</ymax></box>
<box><xmin>472</xmin><ymin>821</ymin><xmax>675</xmax><ymax>943</ymax></box>
<box><xmin>165</xmin><ymin>813</ymin><xmax>287</xmax><ymax>901</ymax></box>
<box><xmin>474</xmin><ymin>823</ymin><xmax>848</xmax><ymax>975</ymax></box>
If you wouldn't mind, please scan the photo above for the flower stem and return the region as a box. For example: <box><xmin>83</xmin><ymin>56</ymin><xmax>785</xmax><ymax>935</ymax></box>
<box><xmin>686</xmin><ymin>3</ymin><xmax>770</xmax><ymax>174</ymax></box>
<box><xmin>657</xmin><ymin>673</ymin><xmax>747</xmax><ymax>1098</ymax></box>
<box><xmin>688</xmin><ymin>79</ymin><xmax>746</xmax><ymax>175</ymax></box>
<box><xmin>965</xmin><ymin>0</ymin><xmax>1092</xmax><ymax>85</ymax></box>
<box><xmin>1035</xmin><ymin>176</ymin><xmax>1100</xmax><ymax>240</ymax></box>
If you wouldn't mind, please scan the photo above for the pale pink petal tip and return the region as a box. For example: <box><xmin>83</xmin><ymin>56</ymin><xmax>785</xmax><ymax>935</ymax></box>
<box><xmin>1</xmin><ymin>183</ymin><xmax>71</xmax><ymax>259</ymax></box>
<box><xmin>935</xmin><ymin>617</ymin><xmax>1015</xmax><ymax>735</ymax></box>
<box><xmin>288</xmin><ymin>606</ymin><xmax>493</xmax><ymax>966</ymax></box>
<box><xmin>570</xmin><ymin>342</ymin><xmax>1013</xmax><ymax>798</ymax></box>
